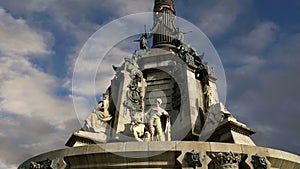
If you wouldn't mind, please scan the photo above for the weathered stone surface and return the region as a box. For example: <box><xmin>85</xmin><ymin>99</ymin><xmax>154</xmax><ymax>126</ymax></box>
<box><xmin>207</xmin><ymin>113</ymin><xmax>256</xmax><ymax>146</ymax></box>
<box><xmin>210</xmin><ymin>142</ymin><xmax>243</xmax><ymax>153</ymax></box>
<box><xmin>231</xmin><ymin>130</ymin><xmax>256</xmax><ymax>145</ymax></box>
<box><xmin>19</xmin><ymin>142</ymin><xmax>300</xmax><ymax>169</ymax></box>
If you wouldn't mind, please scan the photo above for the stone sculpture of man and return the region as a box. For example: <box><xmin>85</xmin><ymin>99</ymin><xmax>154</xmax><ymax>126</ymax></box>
<box><xmin>204</xmin><ymin>84</ymin><xmax>212</xmax><ymax>110</ymax></box>
<box><xmin>130</xmin><ymin>122</ymin><xmax>151</xmax><ymax>142</ymax></box>
<box><xmin>145</xmin><ymin>98</ymin><xmax>171</xmax><ymax>141</ymax></box>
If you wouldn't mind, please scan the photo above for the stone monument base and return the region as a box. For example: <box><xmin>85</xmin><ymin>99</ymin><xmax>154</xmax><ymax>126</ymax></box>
<box><xmin>19</xmin><ymin>141</ymin><xmax>300</xmax><ymax>169</ymax></box>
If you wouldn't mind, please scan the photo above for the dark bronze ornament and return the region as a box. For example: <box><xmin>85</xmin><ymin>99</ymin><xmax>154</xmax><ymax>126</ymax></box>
<box><xmin>252</xmin><ymin>154</ymin><xmax>267</xmax><ymax>169</ymax></box>
<box><xmin>185</xmin><ymin>150</ymin><xmax>203</xmax><ymax>169</ymax></box>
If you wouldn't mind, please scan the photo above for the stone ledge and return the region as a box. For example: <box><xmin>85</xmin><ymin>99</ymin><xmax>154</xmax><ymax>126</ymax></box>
<box><xmin>19</xmin><ymin>141</ymin><xmax>300</xmax><ymax>169</ymax></box>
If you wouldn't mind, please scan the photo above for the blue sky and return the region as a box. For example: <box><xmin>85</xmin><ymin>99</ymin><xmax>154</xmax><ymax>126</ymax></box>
<box><xmin>0</xmin><ymin>0</ymin><xmax>299</xmax><ymax>168</ymax></box>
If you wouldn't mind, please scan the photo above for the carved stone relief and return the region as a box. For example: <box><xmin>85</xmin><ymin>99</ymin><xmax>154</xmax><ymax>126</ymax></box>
<box><xmin>208</xmin><ymin>152</ymin><xmax>242</xmax><ymax>169</ymax></box>
<box><xmin>121</xmin><ymin>54</ymin><xmax>146</xmax><ymax>122</ymax></box>
<box><xmin>23</xmin><ymin>157</ymin><xmax>61</xmax><ymax>169</ymax></box>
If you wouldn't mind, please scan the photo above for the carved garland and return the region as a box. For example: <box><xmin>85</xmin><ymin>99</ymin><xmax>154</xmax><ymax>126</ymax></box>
<box><xmin>209</xmin><ymin>152</ymin><xmax>242</xmax><ymax>169</ymax></box>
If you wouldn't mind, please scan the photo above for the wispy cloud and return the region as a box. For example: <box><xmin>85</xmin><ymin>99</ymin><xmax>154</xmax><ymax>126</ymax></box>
<box><xmin>176</xmin><ymin>0</ymin><xmax>251</xmax><ymax>37</ymax></box>
<box><xmin>222</xmin><ymin>21</ymin><xmax>300</xmax><ymax>154</ymax></box>
<box><xmin>234</xmin><ymin>22</ymin><xmax>279</xmax><ymax>53</ymax></box>
<box><xmin>0</xmin><ymin>8</ymin><xmax>51</xmax><ymax>56</ymax></box>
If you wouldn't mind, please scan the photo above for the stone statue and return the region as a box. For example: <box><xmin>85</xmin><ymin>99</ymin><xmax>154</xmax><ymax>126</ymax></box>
<box><xmin>135</xmin><ymin>25</ymin><xmax>152</xmax><ymax>50</ymax></box>
<box><xmin>126</xmin><ymin>55</ymin><xmax>140</xmax><ymax>71</ymax></box>
<box><xmin>145</xmin><ymin>98</ymin><xmax>171</xmax><ymax>141</ymax></box>
<box><xmin>112</xmin><ymin>53</ymin><xmax>140</xmax><ymax>79</ymax></box>
<box><xmin>204</xmin><ymin>84</ymin><xmax>212</xmax><ymax>110</ymax></box>
<box><xmin>103</xmin><ymin>93</ymin><xmax>110</xmax><ymax>116</ymax></box>
<box><xmin>130</xmin><ymin>122</ymin><xmax>151</xmax><ymax>142</ymax></box>
<box><xmin>174</xmin><ymin>28</ymin><xmax>192</xmax><ymax>44</ymax></box>
<box><xmin>83</xmin><ymin>101</ymin><xmax>112</xmax><ymax>133</ymax></box>
<box><xmin>29</xmin><ymin>159</ymin><xmax>55</xmax><ymax>169</ymax></box>
<box><xmin>140</xmin><ymin>34</ymin><xmax>148</xmax><ymax>50</ymax></box>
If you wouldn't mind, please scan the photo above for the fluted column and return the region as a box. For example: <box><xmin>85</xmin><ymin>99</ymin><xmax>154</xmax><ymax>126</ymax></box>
<box><xmin>152</xmin><ymin>0</ymin><xmax>177</xmax><ymax>47</ymax></box>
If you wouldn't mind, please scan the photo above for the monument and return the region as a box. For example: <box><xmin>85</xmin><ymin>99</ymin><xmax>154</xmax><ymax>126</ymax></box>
<box><xmin>19</xmin><ymin>0</ymin><xmax>300</xmax><ymax>168</ymax></box>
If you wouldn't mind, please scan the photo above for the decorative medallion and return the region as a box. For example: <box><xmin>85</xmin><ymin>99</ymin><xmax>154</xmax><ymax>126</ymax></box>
<box><xmin>185</xmin><ymin>150</ymin><xmax>203</xmax><ymax>169</ymax></box>
<box><xmin>251</xmin><ymin>154</ymin><xmax>268</xmax><ymax>169</ymax></box>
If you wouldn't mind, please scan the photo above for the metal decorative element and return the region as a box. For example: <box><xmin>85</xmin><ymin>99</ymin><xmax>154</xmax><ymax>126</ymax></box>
<box><xmin>195</xmin><ymin>63</ymin><xmax>209</xmax><ymax>84</ymax></box>
<box><xmin>127</xmin><ymin>68</ymin><xmax>144</xmax><ymax>111</ymax></box>
<box><xmin>176</xmin><ymin>44</ymin><xmax>201</xmax><ymax>69</ymax></box>
<box><xmin>184</xmin><ymin>150</ymin><xmax>203</xmax><ymax>169</ymax></box>
<box><xmin>209</xmin><ymin>152</ymin><xmax>242</xmax><ymax>169</ymax></box>
<box><xmin>121</xmin><ymin>54</ymin><xmax>147</xmax><ymax>126</ymax></box>
<box><xmin>252</xmin><ymin>154</ymin><xmax>268</xmax><ymax>169</ymax></box>
<box><xmin>134</xmin><ymin>25</ymin><xmax>151</xmax><ymax>50</ymax></box>
<box><xmin>152</xmin><ymin>0</ymin><xmax>176</xmax><ymax>47</ymax></box>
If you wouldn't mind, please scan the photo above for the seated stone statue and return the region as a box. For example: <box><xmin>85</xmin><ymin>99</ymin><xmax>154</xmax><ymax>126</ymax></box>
<box><xmin>83</xmin><ymin>101</ymin><xmax>112</xmax><ymax>133</ymax></box>
<box><xmin>145</xmin><ymin>98</ymin><xmax>171</xmax><ymax>141</ymax></box>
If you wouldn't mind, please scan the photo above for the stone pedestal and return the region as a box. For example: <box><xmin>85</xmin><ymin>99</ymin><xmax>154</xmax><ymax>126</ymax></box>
<box><xmin>208</xmin><ymin>116</ymin><xmax>256</xmax><ymax>146</ymax></box>
<box><xmin>19</xmin><ymin>142</ymin><xmax>300</xmax><ymax>169</ymax></box>
<box><xmin>138</xmin><ymin>49</ymin><xmax>206</xmax><ymax>140</ymax></box>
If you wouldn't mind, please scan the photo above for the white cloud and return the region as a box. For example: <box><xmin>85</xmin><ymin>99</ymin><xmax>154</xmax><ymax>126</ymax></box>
<box><xmin>0</xmin><ymin>56</ymin><xmax>74</xmax><ymax>126</ymax></box>
<box><xmin>268</xmin><ymin>33</ymin><xmax>300</xmax><ymax>67</ymax></box>
<box><xmin>224</xmin><ymin>30</ymin><xmax>300</xmax><ymax>153</ymax></box>
<box><xmin>0</xmin><ymin>115</ymin><xmax>80</xmax><ymax>167</ymax></box>
<box><xmin>0</xmin><ymin>7</ymin><xmax>74</xmax><ymax>126</ymax></box>
<box><xmin>0</xmin><ymin>8</ymin><xmax>79</xmax><ymax>167</ymax></box>
<box><xmin>0</xmin><ymin>8</ymin><xmax>51</xmax><ymax>57</ymax></box>
<box><xmin>0</xmin><ymin>55</ymin><xmax>77</xmax><ymax>165</ymax></box>
<box><xmin>193</xmin><ymin>0</ymin><xmax>249</xmax><ymax>37</ymax></box>
<box><xmin>118</xmin><ymin>0</ymin><xmax>153</xmax><ymax>15</ymax></box>
<box><xmin>233</xmin><ymin>55</ymin><xmax>265</xmax><ymax>76</ymax></box>
<box><xmin>70</xmin><ymin>13</ymin><xmax>152</xmax><ymax>98</ymax></box>
<box><xmin>238</xmin><ymin>22</ymin><xmax>279</xmax><ymax>52</ymax></box>
<box><xmin>219</xmin><ymin>21</ymin><xmax>279</xmax><ymax>69</ymax></box>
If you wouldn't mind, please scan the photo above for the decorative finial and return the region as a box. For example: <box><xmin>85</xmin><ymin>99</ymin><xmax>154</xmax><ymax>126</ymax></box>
<box><xmin>154</xmin><ymin>0</ymin><xmax>175</xmax><ymax>14</ymax></box>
